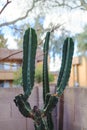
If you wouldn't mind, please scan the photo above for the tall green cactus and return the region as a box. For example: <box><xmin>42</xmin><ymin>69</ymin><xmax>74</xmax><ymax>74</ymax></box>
<box><xmin>23</xmin><ymin>28</ymin><xmax>37</xmax><ymax>100</ymax></box>
<box><xmin>57</xmin><ymin>38</ymin><xmax>74</xmax><ymax>96</ymax></box>
<box><xmin>14</xmin><ymin>27</ymin><xmax>74</xmax><ymax>130</ymax></box>
<box><xmin>43</xmin><ymin>32</ymin><xmax>50</xmax><ymax>103</ymax></box>
<box><xmin>43</xmin><ymin>32</ymin><xmax>54</xmax><ymax>130</ymax></box>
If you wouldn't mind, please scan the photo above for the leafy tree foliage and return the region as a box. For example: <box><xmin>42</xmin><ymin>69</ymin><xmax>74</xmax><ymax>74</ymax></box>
<box><xmin>35</xmin><ymin>63</ymin><xmax>43</xmax><ymax>83</ymax></box>
<box><xmin>0</xmin><ymin>0</ymin><xmax>87</xmax><ymax>28</ymax></box>
<box><xmin>0</xmin><ymin>34</ymin><xmax>7</xmax><ymax>48</ymax></box>
<box><xmin>77</xmin><ymin>25</ymin><xmax>87</xmax><ymax>55</ymax></box>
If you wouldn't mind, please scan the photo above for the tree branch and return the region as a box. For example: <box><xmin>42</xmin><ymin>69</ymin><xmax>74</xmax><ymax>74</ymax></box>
<box><xmin>0</xmin><ymin>0</ymin><xmax>11</xmax><ymax>15</ymax></box>
<box><xmin>0</xmin><ymin>50</ymin><xmax>22</xmax><ymax>61</ymax></box>
<box><xmin>53</xmin><ymin>0</ymin><xmax>86</xmax><ymax>10</ymax></box>
<box><xmin>38</xmin><ymin>23</ymin><xmax>64</xmax><ymax>45</ymax></box>
<box><xmin>0</xmin><ymin>0</ymin><xmax>42</xmax><ymax>27</ymax></box>
<box><xmin>1</xmin><ymin>0</ymin><xmax>87</xmax><ymax>28</ymax></box>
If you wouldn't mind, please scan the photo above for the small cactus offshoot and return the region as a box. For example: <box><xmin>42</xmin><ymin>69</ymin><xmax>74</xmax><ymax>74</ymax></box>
<box><xmin>14</xmin><ymin>28</ymin><xmax>74</xmax><ymax>130</ymax></box>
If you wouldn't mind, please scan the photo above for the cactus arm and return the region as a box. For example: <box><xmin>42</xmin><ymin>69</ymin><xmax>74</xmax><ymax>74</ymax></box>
<box><xmin>44</xmin><ymin>93</ymin><xmax>51</xmax><ymax>109</ymax></box>
<box><xmin>43</xmin><ymin>37</ymin><xmax>74</xmax><ymax>118</ymax></box>
<box><xmin>43</xmin><ymin>32</ymin><xmax>50</xmax><ymax>103</ymax></box>
<box><xmin>22</xmin><ymin>28</ymin><xmax>37</xmax><ymax>100</ymax></box>
<box><xmin>14</xmin><ymin>94</ymin><xmax>34</xmax><ymax>118</ymax></box>
<box><xmin>43</xmin><ymin>94</ymin><xmax>54</xmax><ymax>130</ymax></box>
<box><xmin>56</xmin><ymin>39</ymin><xmax>68</xmax><ymax>87</ymax></box>
<box><xmin>47</xmin><ymin>113</ymin><xmax>54</xmax><ymax>130</ymax></box>
<box><xmin>14</xmin><ymin>28</ymin><xmax>37</xmax><ymax>117</ymax></box>
<box><xmin>57</xmin><ymin>37</ymin><xmax>74</xmax><ymax>96</ymax></box>
<box><xmin>43</xmin><ymin>32</ymin><xmax>54</xmax><ymax>130</ymax></box>
<box><xmin>43</xmin><ymin>95</ymin><xmax>58</xmax><ymax>116</ymax></box>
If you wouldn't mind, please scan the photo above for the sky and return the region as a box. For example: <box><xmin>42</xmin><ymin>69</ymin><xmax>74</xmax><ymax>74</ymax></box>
<box><xmin>1</xmin><ymin>1</ymin><xmax>87</xmax><ymax>71</ymax></box>
<box><xmin>1</xmin><ymin>1</ymin><xmax>87</xmax><ymax>49</ymax></box>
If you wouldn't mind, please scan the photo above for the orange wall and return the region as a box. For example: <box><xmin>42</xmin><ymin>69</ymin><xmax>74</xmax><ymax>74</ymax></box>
<box><xmin>68</xmin><ymin>66</ymin><xmax>74</xmax><ymax>87</ymax></box>
<box><xmin>69</xmin><ymin>56</ymin><xmax>87</xmax><ymax>87</ymax></box>
<box><xmin>78</xmin><ymin>57</ymin><xmax>87</xmax><ymax>86</ymax></box>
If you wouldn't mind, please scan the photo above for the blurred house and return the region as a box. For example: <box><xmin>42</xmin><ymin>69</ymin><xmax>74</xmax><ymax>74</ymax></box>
<box><xmin>0</xmin><ymin>48</ymin><xmax>43</xmax><ymax>88</ymax></box>
<box><xmin>69</xmin><ymin>56</ymin><xmax>87</xmax><ymax>87</ymax></box>
<box><xmin>50</xmin><ymin>56</ymin><xmax>87</xmax><ymax>87</ymax></box>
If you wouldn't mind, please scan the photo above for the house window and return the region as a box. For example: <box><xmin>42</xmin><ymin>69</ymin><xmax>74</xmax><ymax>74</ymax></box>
<box><xmin>0</xmin><ymin>81</ymin><xmax>10</xmax><ymax>88</ymax></box>
<box><xmin>0</xmin><ymin>81</ymin><xmax>4</xmax><ymax>87</ymax></box>
<box><xmin>0</xmin><ymin>63</ymin><xmax>4</xmax><ymax>70</ymax></box>
<box><xmin>4</xmin><ymin>63</ymin><xmax>10</xmax><ymax>70</ymax></box>
<box><xmin>11</xmin><ymin>63</ymin><xmax>18</xmax><ymax>71</ymax></box>
<box><xmin>0</xmin><ymin>63</ymin><xmax>11</xmax><ymax>71</ymax></box>
<box><xmin>4</xmin><ymin>81</ymin><xmax>10</xmax><ymax>88</ymax></box>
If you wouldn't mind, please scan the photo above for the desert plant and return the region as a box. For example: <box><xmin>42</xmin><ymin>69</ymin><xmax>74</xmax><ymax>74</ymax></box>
<box><xmin>14</xmin><ymin>28</ymin><xmax>74</xmax><ymax>130</ymax></box>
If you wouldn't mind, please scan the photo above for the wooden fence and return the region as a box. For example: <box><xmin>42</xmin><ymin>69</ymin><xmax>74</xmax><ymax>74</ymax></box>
<box><xmin>0</xmin><ymin>86</ymin><xmax>87</xmax><ymax>130</ymax></box>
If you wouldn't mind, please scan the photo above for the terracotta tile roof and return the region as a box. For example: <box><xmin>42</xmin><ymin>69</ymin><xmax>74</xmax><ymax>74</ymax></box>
<box><xmin>0</xmin><ymin>48</ymin><xmax>43</xmax><ymax>62</ymax></box>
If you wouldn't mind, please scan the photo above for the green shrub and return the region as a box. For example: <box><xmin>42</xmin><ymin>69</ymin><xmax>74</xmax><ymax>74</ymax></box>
<box><xmin>13</xmin><ymin>67</ymin><xmax>22</xmax><ymax>85</ymax></box>
<box><xmin>49</xmin><ymin>73</ymin><xmax>54</xmax><ymax>82</ymax></box>
<box><xmin>35</xmin><ymin>64</ymin><xmax>54</xmax><ymax>83</ymax></box>
<box><xmin>35</xmin><ymin>64</ymin><xmax>43</xmax><ymax>83</ymax></box>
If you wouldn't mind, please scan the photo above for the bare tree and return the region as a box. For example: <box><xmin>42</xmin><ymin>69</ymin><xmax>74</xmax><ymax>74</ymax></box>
<box><xmin>0</xmin><ymin>0</ymin><xmax>11</xmax><ymax>15</ymax></box>
<box><xmin>0</xmin><ymin>0</ymin><xmax>42</xmax><ymax>27</ymax></box>
<box><xmin>0</xmin><ymin>0</ymin><xmax>87</xmax><ymax>28</ymax></box>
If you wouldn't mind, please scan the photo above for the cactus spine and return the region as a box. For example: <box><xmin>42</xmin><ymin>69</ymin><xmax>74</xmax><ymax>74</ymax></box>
<box><xmin>14</xmin><ymin>27</ymin><xmax>74</xmax><ymax>130</ymax></box>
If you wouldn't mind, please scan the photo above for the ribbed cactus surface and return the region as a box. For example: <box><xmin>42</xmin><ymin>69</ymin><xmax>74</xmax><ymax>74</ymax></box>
<box><xmin>14</xmin><ymin>27</ymin><xmax>74</xmax><ymax>130</ymax></box>
<box><xmin>57</xmin><ymin>37</ymin><xmax>74</xmax><ymax>96</ymax></box>
<box><xmin>22</xmin><ymin>28</ymin><xmax>37</xmax><ymax>100</ymax></box>
<box><xmin>43</xmin><ymin>32</ymin><xmax>50</xmax><ymax>103</ymax></box>
<box><xmin>43</xmin><ymin>32</ymin><xmax>54</xmax><ymax>130</ymax></box>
